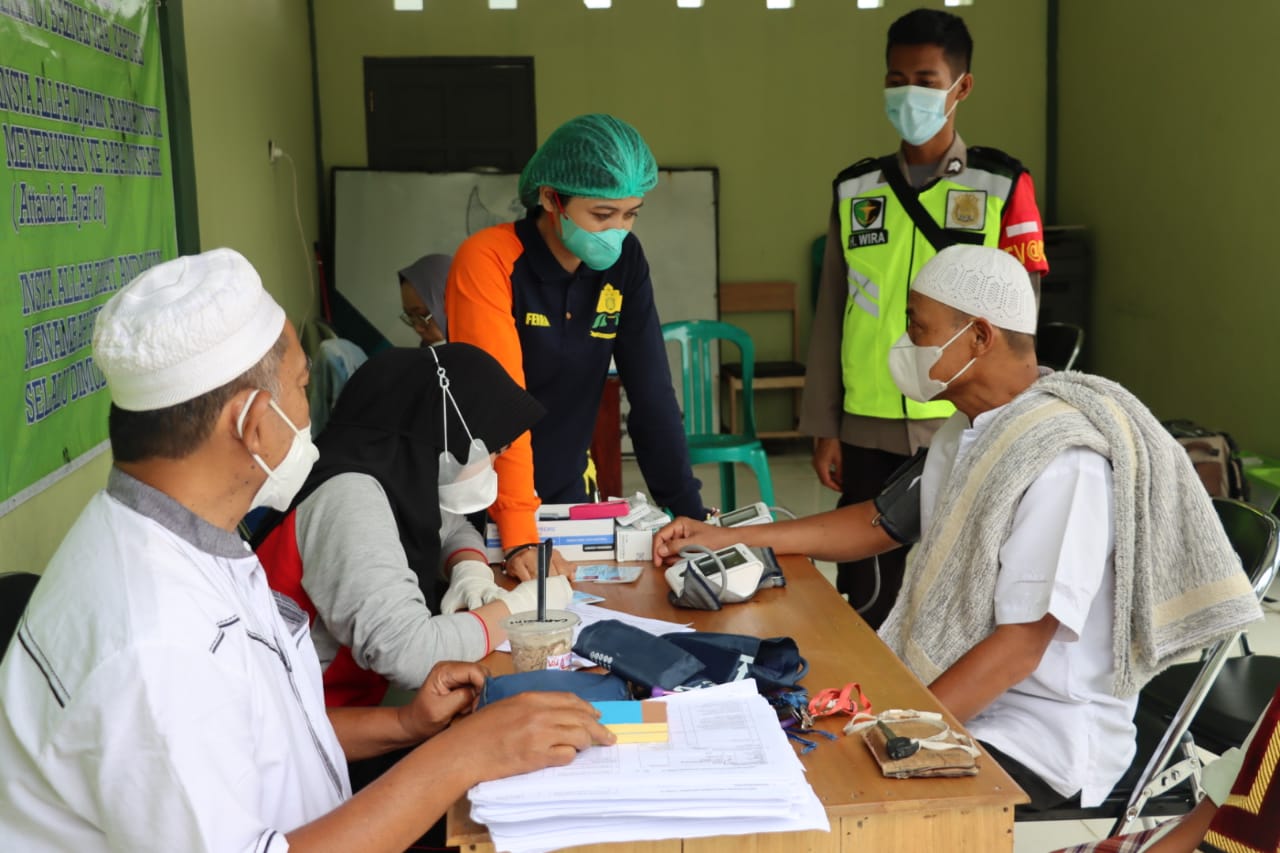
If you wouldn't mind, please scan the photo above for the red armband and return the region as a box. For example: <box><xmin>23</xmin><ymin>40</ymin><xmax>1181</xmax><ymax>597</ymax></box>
<box><xmin>998</xmin><ymin>172</ymin><xmax>1050</xmax><ymax>276</ymax></box>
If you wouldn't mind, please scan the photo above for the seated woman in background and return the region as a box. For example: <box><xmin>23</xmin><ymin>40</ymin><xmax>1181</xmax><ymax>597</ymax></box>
<box><xmin>398</xmin><ymin>253</ymin><xmax>450</xmax><ymax>346</ymax></box>
<box><xmin>447</xmin><ymin>113</ymin><xmax>706</xmax><ymax>581</ymax></box>
<box><xmin>255</xmin><ymin>343</ymin><xmax>570</xmax><ymax>708</ymax></box>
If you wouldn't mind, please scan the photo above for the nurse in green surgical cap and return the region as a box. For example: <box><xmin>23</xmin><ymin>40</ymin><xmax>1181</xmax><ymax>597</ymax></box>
<box><xmin>447</xmin><ymin>114</ymin><xmax>706</xmax><ymax>582</ymax></box>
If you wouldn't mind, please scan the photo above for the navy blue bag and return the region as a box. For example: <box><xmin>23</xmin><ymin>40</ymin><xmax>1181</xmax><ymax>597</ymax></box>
<box><xmin>476</xmin><ymin>669</ymin><xmax>631</xmax><ymax>707</ymax></box>
<box><xmin>663</xmin><ymin>632</ymin><xmax>808</xmax><ymax>692</ymax></box>
<box><xmin>573</xmin><ymin>619</ymin><xmax>807</xmax><ymax>694</ymax></box>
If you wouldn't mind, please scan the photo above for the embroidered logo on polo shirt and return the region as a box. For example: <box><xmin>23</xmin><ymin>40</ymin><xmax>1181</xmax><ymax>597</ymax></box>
<box><xmin>525</xmin><ymin>312</ymin><xmax>550</xmax><ymax>327</ymax></box>
<box><xmin>848</xmin><ymin>196</ymin><xmax>889</xmax><ymax>249</ymax></box>
<box><xmin>945</xmin><ymin>190</ymin><xmax>987</xmax><ymax>230</ymax></box>
<box><xmin>590</xmin><ymin>284</ymin><xmax>623</xmax><ymax>339</ymax></box>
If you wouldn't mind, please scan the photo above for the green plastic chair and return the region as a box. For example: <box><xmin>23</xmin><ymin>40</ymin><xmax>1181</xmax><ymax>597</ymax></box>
<box><xmin>661</xmin><ymin>320</ymin><xmax>776</xmax><ymax>512</ymax></box>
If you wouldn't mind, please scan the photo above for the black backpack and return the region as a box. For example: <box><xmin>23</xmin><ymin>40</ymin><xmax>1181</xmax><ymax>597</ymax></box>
<box><xmin>1162</xmin><ymin>419</ymin><xmax>1250</xmax><ymax>502</ymax></box>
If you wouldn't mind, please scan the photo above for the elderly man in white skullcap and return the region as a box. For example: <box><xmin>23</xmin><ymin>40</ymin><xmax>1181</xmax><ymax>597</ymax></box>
<box><xmin>0</xmin><ymin>249</ymin><xmax>612</xmax><ymax>853</ymax></box>
<box><xmin>653</xmin><ymin>244</ymin><xmax>1260</xmax><ymax>812</ymax></box>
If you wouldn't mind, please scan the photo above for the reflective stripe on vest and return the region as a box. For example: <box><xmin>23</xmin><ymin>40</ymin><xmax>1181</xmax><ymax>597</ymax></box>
<box><xmin>837</xmin><ymin>165</ymin><xmax>1010</xmax><ymax>420</ymax></box>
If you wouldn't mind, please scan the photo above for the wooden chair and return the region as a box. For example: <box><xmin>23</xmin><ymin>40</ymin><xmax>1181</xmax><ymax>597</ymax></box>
<box><xmin>718</xmin><ymin>282</ymin><xmax>806</xmax><ymax>439</ymax></box>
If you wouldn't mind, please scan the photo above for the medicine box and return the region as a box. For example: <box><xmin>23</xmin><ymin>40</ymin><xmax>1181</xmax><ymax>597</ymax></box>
<box><xmin>613</xmin><ymin>523</ymin><xmax>654</xmax><ymax>563</ymax></box>
<box><xmin>485</xmin><ymin>504</ymin><xmax>615</xmax><ymax>562</ymax></box>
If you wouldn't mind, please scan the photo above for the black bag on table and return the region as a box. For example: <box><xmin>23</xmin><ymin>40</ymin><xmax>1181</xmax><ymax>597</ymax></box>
<box><xmin>572</xmin><ymin>619</ymin><xmax>807</xmax><ymax>694</ymax></box>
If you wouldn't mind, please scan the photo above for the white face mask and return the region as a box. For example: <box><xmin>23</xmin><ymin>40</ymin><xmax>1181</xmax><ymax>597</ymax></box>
<box><xmin>883</xmin><ymin>75</ymin><xmax>963</xmax><ymax>146</ymax></box>
<box><xmin>236</xmin><ymin>390</ymin><xmax>319</xmax><ymax>511</ymax></box>
<box><xmin>429</xmin><ymin>347</ymin><xmax>499</xmax><ymax>515</ymax></box>
<box><xmin>888</xmin><ymin>321</ymin><xmax>976</xmax><ymax>403</ymax></box>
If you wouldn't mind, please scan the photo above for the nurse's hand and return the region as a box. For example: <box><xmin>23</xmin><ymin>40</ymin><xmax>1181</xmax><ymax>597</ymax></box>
<box><xmin>651</xmin><ymin>517</ymin><xmax>735</xmax><ymax>567</ymax></box>
<box><xmin>505</xmin><ymin>545</ymin><xmax>571</xmax><ymax>581</ymax></box>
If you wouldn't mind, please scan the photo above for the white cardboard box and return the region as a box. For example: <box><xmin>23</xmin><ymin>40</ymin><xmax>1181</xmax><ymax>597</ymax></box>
<box><xmin>613</xmin><ymin>523</ymin><xmax>654</xmax><ymax>563</ymax></box>
<box><xmin>484</xmin><ymin>504</ymin><xmax>615</xmax><ymax>562</ymax></box>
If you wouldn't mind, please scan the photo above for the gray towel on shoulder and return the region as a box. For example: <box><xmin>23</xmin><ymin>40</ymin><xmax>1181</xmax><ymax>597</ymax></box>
<box><xmin>879</xmin><ymin>371</ymin><xmax>1262</xmax><ymax>696</ymax></box>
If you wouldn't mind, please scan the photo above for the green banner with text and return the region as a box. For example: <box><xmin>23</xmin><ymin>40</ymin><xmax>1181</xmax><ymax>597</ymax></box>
<box><xmin>0</xmin><ymin>0</ymin><xmax>177</xmax><ymax>513</ymax></box>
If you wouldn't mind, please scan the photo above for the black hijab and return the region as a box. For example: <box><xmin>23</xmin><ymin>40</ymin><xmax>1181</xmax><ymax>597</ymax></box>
<box><xmin>259</xmin><ymin>343</ymin><xmax>544</xmax><ymax>607</ymax></box>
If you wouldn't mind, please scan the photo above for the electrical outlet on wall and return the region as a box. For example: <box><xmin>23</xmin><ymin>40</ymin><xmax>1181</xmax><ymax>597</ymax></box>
<box><xmin>268</xmin><ymin>140</ymin><xmax>283</xmax><ymax>164</ymax></box>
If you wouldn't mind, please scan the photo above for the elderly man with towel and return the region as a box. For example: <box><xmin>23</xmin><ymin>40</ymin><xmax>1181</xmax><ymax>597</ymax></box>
<box><xmin>653</xmin><ymin>244</ymin><xmax>1262</xmax><ymax>812</ymax></box>
<box><xmin>0</xmin><ymin>249</ymin><xmax>613</xmax><ymax>852</ymax></box>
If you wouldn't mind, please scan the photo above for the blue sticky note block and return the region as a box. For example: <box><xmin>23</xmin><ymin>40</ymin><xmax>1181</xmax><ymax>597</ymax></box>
<box><xmin>591</xmin><ymin>701</ymin><xmax>643</xmax><ymax>725</ymax></box>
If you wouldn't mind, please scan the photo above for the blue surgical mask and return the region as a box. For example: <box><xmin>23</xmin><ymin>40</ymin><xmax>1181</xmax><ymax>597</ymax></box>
<box><xmin>560</xmin><ymin>214</ymin><xmax>627</xmax><ymax>271</ymax></box>
<box><xmin>884</xmin><ymin>76</ymin><xmax>963</xmax><ymax>146</ymax></box>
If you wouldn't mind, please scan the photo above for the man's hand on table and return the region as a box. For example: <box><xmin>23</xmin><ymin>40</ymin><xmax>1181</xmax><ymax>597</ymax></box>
<box><xmin>651</xmin><ymin>516</ymin><xmax>736</xmax><ymax>567</ymax></box>
<box><xmin>454</xmin><ymin>691</ymin><xmax>616</xmax><ymax>782</ymax></box>
<box><xmin>397</xmin><ymin>661</ymin><xmax>489</xmax><ymax>743</ymax></box>
<box><xmin>505</xmin><ymin>545</ymin><xmax>572</xmax><ymax>581</ymax></box>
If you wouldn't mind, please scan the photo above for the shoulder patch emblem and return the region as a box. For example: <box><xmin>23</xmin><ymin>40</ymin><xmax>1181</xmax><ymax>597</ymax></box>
<box><xmin>945</xmin><ymin>190</ymin><xmax>987</xmax><ymax>230</ymax></box>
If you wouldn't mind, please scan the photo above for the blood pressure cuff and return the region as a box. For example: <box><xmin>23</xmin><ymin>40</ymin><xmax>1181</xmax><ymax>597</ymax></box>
<box><xmin>872</xmin><ymin>447</ymin><xmax>928</xmax><ymax>545</ymax></box>
<box><xmin>753</xmin><ymin>546</ymin><xmax>786</xmax><ymax>590</ymax></box>
<box><xmin>573</xmin><ymin>620</ymin><xmax>713</xmax><ymax>691</ymax></box>
<box><xmin>662</xmin><ymin>632</ymin><xmax>807</xmax><ymax>692</ymax></box>
<box><xmin>476</xmin><ymin>670</ymin><xmax>631</xmax><ymax>708</ymax></box>
<box><xmin>573</xmin><ymin>619</ymin><xmax>807</xmax><ymax>695</ymax></box>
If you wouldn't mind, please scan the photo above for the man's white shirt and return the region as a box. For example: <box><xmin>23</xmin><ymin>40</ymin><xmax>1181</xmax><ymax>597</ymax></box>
<box><xmin>0</xmin><ymin>470</ymin><xmax>350</xmax><ymax>851</ymax></box>
<box><xmin>920</xmin><ymin>405</ymin><xmax>1138</xmax><ymax>806</ymax></box>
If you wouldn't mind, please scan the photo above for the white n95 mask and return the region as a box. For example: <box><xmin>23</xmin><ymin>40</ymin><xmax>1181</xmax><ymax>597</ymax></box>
<box><xmin>888</xmin><ymin>321</ymin><xmax>975</xmax><ymax>403</ymax></box>
<box><xmin>236</xmin><ymin>390</ymin><xmax>320</xmax><ymax>511</ymax></box>
<box><xmin>430</xmin><ymin>347</ymin><xmax>499</xmax><ymax>515</ymax></box>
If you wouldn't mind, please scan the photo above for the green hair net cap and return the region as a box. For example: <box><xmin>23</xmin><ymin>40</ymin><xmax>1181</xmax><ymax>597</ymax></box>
<box><xmin>518</xmin><ymin>114</ymin><xmax>658</xmax><ymax>209</ymax></box>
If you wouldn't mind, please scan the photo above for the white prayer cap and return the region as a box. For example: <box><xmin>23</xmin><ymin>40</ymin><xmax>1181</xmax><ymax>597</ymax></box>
<box><xmin>910</xmin><ymin>244</ymin><xmax>1037</xmax><ymax>334</ymax></box>
<box><xmin>93</xmin><ymin>248</ymin><xmax>286</xmax><ymax>411</ymax></box>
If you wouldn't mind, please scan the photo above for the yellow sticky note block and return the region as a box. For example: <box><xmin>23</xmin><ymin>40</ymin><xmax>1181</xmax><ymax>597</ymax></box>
<box><xmin>594</xmin><ymin>700</ymin><xmax>669</xmax><ymax>744</ymax></box>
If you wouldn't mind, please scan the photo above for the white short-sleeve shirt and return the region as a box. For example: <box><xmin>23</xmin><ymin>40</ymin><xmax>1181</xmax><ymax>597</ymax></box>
<box><xmin>0</xmin><ymin>470</ymin><xmax>350</xmax><ymax>851</ymax></box>
<box><xmin>920</xmin><ymin>406</ymin><xmax>1138</xmax><ymax>806</ymax></box>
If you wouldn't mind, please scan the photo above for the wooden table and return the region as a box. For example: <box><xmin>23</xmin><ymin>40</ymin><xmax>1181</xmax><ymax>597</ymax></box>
<box><xmin>448</xmin><ymin>556</ymin><xmax>1027</xmax><ymax>852</ymax></box>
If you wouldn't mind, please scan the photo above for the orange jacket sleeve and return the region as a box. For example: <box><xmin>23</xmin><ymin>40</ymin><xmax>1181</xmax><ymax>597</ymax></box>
<box><xmin>445</xmin><ymin>224</ymin><xmax>541</xmax><ymax>549</ymax></box>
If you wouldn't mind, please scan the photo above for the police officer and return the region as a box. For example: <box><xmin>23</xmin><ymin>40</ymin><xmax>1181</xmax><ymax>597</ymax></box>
<box><xmin>800</xmin><ymin>8</ymin><xmax>1050</xmax><ymax>627</ymax></box>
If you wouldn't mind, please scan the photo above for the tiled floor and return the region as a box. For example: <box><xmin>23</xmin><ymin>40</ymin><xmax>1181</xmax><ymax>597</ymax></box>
<box><xmin>621</xmin><ymin>445</ymin><xmax>1280</xmax><ymax>853</ymax></box>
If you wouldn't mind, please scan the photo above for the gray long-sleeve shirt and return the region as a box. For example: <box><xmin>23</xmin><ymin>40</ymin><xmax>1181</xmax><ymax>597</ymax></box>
<box><xmin>294</xmin><ymin>472</ymin><xmax>487</xmax><ymax>691</ymax></box>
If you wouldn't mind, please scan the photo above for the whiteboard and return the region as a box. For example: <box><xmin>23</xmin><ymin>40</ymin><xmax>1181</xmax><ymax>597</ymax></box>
<box><xmin>331</xmin><ymin>168</ymin><xmax>720</xmax><ymax>350</ymax></box>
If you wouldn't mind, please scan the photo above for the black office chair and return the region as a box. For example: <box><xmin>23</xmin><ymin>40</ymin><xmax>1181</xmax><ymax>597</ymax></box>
<box><xmin>1018</xmin><ymin>498</ymin><xmax>1280</xmax><ymax>836</ymax></box>
<box><xmin>1140</xmin><ymin>499</ymin><xmax>1280</xmax><ymax>754</ymax></box>
<box><xmin>0</xmin><ymin>572</ymin><xmax>41</xmax><ymax>659</ymax></box>
<box><xmin>1038</xmin><ymin>321</ymin><xmax>1085</xmax><ymax>371</ymax></box>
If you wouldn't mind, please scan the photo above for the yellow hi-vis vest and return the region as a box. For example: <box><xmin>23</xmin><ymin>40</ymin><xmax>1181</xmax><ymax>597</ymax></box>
<box><xmin>837</xmin><ymin>149</ymin><xmax>1023</xmax><ymax>420</ymax></box>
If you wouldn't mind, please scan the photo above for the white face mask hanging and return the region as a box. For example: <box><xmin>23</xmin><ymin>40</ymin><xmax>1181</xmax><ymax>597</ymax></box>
<box><xmin>430</xmin><ymin>347</ymin><xmax>499</xmax><ymax>515</ymax></box>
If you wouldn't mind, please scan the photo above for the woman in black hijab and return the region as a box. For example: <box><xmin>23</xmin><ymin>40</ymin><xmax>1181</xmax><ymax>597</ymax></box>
<box><xmin>256</xmin><ymin>343</ymin><xmax>568</xmax><ymax>708</ymax></box>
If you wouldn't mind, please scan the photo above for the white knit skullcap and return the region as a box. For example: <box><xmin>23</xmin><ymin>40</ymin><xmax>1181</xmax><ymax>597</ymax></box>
<box><xmin>93</xmin><ymin>248</ymin><xmax>286</xmax><ymax>411</ymax></box>
<box><xmin>910</xmin><ymin>245</ymin><xmax>1037</xmax><ymax>334</ymax></box>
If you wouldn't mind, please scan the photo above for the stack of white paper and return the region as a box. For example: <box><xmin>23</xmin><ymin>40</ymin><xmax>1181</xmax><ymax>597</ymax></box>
<box><xmin>469</xmin><ymin>681</ymin><xmax>830</xmax><ymax>853</ymax></box>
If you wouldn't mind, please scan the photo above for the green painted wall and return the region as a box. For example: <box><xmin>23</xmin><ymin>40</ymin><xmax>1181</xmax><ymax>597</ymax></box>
<box><xmin>312</xmin><ymin>0</ymin><xmax>1047</xmax><ymax>370</ymax></box>
<box><xmin>0</xmin><ymin>0</ymin><xmax>320</xmax><ymax>572</ymax></box>
<box><xmin>185</xmin><ymin>0</ymin><xmax>322</xmax><ymax>326</ymax></box>
<box><xmin>1056</xmin><ymin>1</ymin><xmax>1278</xmax><ymax>456</ymax></box>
